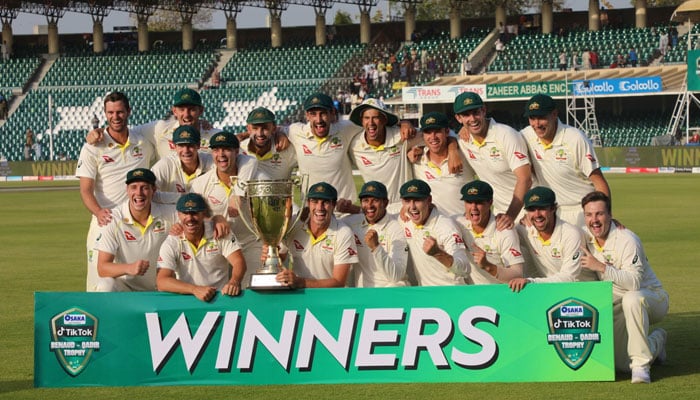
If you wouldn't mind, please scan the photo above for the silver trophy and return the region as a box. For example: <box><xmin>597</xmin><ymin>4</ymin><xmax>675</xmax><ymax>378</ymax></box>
<box><xmin>234</xmin><ymin>176</ymin><xmax>307</xmax><ymax>290</ymax></box>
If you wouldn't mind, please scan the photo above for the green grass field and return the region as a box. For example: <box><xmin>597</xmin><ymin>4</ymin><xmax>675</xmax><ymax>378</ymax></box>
<box><xmin>1</xmin><ymin>175</ymin><xmax>699</xmax><ymax>399</ymax></box>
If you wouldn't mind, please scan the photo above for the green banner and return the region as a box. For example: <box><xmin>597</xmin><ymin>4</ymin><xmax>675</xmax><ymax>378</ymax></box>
<box><xmin>687</xmin><ymin>50</ymin><xmax>700</xmax><ymax>92</ymax></box>
<box><xmin>35</xmin><ymin>283</ymin><xmax>613</xmax><ymax>387</ymax></box>
<box><xmin>1</xmin><ymin>161</ymin><xmax>77</xmax><ymax>177</ymax></box>
<box><xmin>597</xmin><ymin>146</ymin><xmax>700</xmax><ymax>168</ymax></box>
<box><xmin>486</xmin><ymin>81</ymin><xmax>568</xmax><ymax>99</ymax></box>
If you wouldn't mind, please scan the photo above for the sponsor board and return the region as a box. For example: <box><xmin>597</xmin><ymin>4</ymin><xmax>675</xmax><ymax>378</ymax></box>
<box><xmin>35</xmin><ymin>283</ymin><xmax>613</xmax><ymax>387</ymax></box>
<box><xmin>572</xmin><ymin>77</ymin><xmax>662</xmax><ymax>96</ymax></box>
<box><xmin>402</xmin><ymin>85</ymin><xmax>487</xmax><ymax>103</ymax></box>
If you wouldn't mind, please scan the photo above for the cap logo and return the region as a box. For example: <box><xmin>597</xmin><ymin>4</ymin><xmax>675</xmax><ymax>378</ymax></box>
<box><xmin>529</xmin><ymin>102</ymin><xmax>540</xmax><ymax>111</ymax></box>
<box><xmin>133</xmin><ymin>170</ymin><xmax>144</xmax><ymax>177</ymax></box>
<box><xmin>181</xmin><ymin>93</ymin><xmax>191</xmax><ymax>100</ymax></box>
<box><xmin>407</xmin><ymin>185</ymin><xmax>418</xmax><ymax>193</ymax></box>
<box><xmin>184</xmin><ymin>200</ymin><xmax>196</xmax><ymax>208</ymax></box>
<box><xmin>366</xmin><ymin>185</ymin><xmax>376</xmax><ymax>192</ymax></box>
<box><xmin>254</xmin><ymin>111</ymin><xmax>264</xmax><ymax>118</ymax></box>
<box><xmin>529</xmin><ymin>194</ymin><xmax>540</xmax><ymax>202</ymax></box>
<box><xmin>315</xmin><ymin>186</ymin><xmax>325</xmax><ymax>193</ymax></box>
<box><xmin>467</xmin><ymin>187</ymin><xmax>479</xmax><ymax>195</ymax></box>
<box><xmin>179</xmin><ymin>131</ymin><xmax>191</xmax><ymax>138</ymax></box>
<box><xmin>215</xmin><ymin>135</ymin><xmax>226</xmax><ymax>142</ymax></box>
<box><xmin>311</xmin><ymin>97</ymin><xmax>320</xmax><ymax>104</ymax></box>
<box><xmin>463</xmin><ymin>98</ymin><xmax>473</xmax><ymax>105</ymax></box>
<box><xmin>425</xmin><ymin>117</ymin><xmax>436</xmax><ymax>124</ymax></box>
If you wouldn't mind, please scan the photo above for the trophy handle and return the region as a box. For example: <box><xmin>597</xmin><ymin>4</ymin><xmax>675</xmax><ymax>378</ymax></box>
<box><xmin>229</xmin><ymin>176</ymin><xmax>261</xmax><ymax>241</ymax></box>
<box><xmin>285</xmin><ymin>174</ymin><xmax>308</xmax><ymax>241</ymax></box>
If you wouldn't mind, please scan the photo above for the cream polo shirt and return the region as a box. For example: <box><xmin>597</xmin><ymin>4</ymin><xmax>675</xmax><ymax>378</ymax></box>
<box><xmin>240</xmin><ymin>137</ymin><xmax>298</xmax><ymax>181</ymax></box>
<box><xmin>412</xmin><ymin>147</ymin><xmax>475</xmax><ymax>217</ymax></box>
<box><xmin>151</xmin><ymin>151</ymin><xmax>214</xmax><ymax>194</ymax></box>
<box><xmin>457</xmin><ymin>118</ymin><xmax>531</xmax><ymax>215</ymax></box>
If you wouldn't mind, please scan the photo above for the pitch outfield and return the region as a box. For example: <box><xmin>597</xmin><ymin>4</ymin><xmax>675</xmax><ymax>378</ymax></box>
<box><xmin>1</xmin><ymin>174</ymin><xmax>698</xmax><ymax>399</ymax></box>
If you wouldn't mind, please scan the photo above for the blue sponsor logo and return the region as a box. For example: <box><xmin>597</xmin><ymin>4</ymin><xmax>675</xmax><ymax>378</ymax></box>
<box><xmin>573</xmin><ymin>77</ymin><xmax>662</xmax><ymax>96</ymax></box>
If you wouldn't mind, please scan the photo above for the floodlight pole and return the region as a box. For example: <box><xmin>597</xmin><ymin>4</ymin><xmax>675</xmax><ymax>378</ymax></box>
<box><xmin>48</xmin><ymin>94</ymin><xmax>54</xmax><ymax>161</ymax></box>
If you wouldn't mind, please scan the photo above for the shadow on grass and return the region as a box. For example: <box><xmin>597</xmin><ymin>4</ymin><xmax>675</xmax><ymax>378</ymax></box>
<box><xmin>0</xmin><ymin>380</ymin><xmax>33</xmax><ymax>394</ymax></box>
<box><xmin>649</xmin><ymin>311</ymin><xmax>700</xmax><ymax>381</ymax></box>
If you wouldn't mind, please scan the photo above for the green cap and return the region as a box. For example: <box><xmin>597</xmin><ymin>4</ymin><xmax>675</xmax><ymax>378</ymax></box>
<box><xmin>349</xmin><ymin>98</ymin><xmax>399</xmax><ymax>127</ymax></box>
<box><xmin>400</xmin><ymin>179</ymin><xmax>431</xmax><ymax>199</ymax></box>
<box><xmin>460</xmin><ymin>180</ymin><xmax>493</xmax><ymax>202</ymax></box>
<box><xmin>359</xmin><ymin>181</ymin><xmax>388</xmax><ymax>199</ymax></box>
<box><xmin>524</xmin><ymin>94</ymin><xmax>556</xmax><ymax>117</ymax></box>
<box><xmin>125</xmin><ymin>168</ymin><xmax>156</xmax><ymax>185</ymax></box>
<box><xmin>172</xmin><ymin>88</ymin><xmax>202</xmax><ymax>107</ymax></box>
<box><xmin>453</xmin><ymin>92</ymin><xmax>484</xmax><ymax>114</ymax></box>
<box><xmin>420</xmin><ymin>112</ymin><xmax>449</xmax><ymax>131</ymax></box>
<box><xmin>524</xmin><ymin>186</ymin><xmax>557</xmax><ymax>209</ymax></box>
<box><xmin>176</xmin><ymin>193</ymin><xmax>209</xmax><ymax>213</ymax></box>
<box><xmin>307</xmin><ymin>182</ymin><xmax>338</xmax><ymax>201</ymax></box>
<box><xmin>303</xmin><ymin>93</ymin><xmax>334</xmax><ymax>111</ymax></box>
<box><xmin>246</xmin><ymin>107</ymin><xmax>276</xmax><ymax>124</ymax></box>
<box><xmin>209</xmin><ymin>131</ymin><xmax>240</xmax><ymax>149</ymax></box>
<box><xmin>172</xmin><ymin>125</ymin><xmax>200</xmax><ymax>145</ymax></box>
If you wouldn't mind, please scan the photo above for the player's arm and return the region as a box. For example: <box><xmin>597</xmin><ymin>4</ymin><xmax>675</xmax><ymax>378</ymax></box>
<box><xmin>221</xmin><ymin>248</ymin><xmax>246</xmax><ymax>296</ymax></box>
<box><xmin>79</xmin><ymin>177</ymin><xmax>112</xmax><ymax>226</ymax></box>
<box><xmin>588</xmin><ymin>168</ymin><xmax>611</xmax><ymax>206</ymax></box>
<box><xmin>498</xmin><ymin>164</ymin><xmax>532</xmax><ymax>230</ymax></box>
<box><xmin>300</xmin><ymin>263</ymin><xmax>352</xmax><ymax>288</ymax></box>
<box><xmin>156</xmin><ymin>268</ymin><xmax>217</xmax><ymax>302</ymax></box>
<box><xmin>97</xmin><ymin>251</ymin><xmax>149</xmax><ymax>278</ymax></box>
<box><xmin>370</xmin><ymin>225</ymin><xmax>409</xmax><ymax>283</ymax></box>
<box><xmin>446</xmin><ymin>136</ymin><xmax>464</xmax><ymax>174</ymax></box>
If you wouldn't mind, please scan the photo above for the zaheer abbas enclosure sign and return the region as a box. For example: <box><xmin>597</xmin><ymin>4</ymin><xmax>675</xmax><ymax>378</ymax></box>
<box><xmin>35</xmin><ymin>283</ymin><xmax>614</xmax><ymax>387</ymax></box>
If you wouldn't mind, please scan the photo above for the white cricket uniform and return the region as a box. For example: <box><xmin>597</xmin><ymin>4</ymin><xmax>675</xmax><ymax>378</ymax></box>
<box><xmin>285</xmin><ymin>217</ymin><xmax>359</xmax><ymax>282</ymax></box>
<box><xmin>584</xmin><ymin>223</ymin><xmax>668</xmax><ymax>371</ymax></box>
<box><xmin>94</xmin><ymin>201</ymin><xmax>177</xmax><ymax>292</ymax></box>
<box><xmin>412</xmin><ymin>147</ymin><xmax>476</xmax><ymax>217</ymax></box>
<box><xmin>240</xmin><ymin>137</ymin><xmax>298</xmax><ymax>181</ymax></box>
<box><xmin>287</xmin><ymin>120</ymin><xmax>362</xmax><ymax>203</ymax></box>
<box><xmin>158</xmin><ymin>229</ymin><xmax>242</xmax><ymax>290</ymax></box>
<box><xmin>455</xmin><ymin>214</ymin><xmax>524</xmax><ymax>285</ymax></box>
<box><xmin>340</xmin><ymin>213</ymin><xmax>410</xmax><ymax>287</ymax></box>
<box><xmin>401</xmin><ymin>207</ymin><xmax>469</xmax><ymax>286</ymax></box>
<box><xmin>75</xmin><ymin>127</ymin><xmax>155</xmax><ymax>291</ymax></box>
<box><xmin>516</xmin><ymin>218</ymin><xmax>597</xmax><ymax>282</ymax></box>
<box><xmin>151</xmin><ymin>151</ymin><xmax>214</xmax><ymax>194</ymax></box>
<box><xmin>521</xmin><ymin>120</ymin><xmax>601</xmax><ymax>226</ymax></box>
<box><xmin>457</xmin><ymin>119</ymin><xmax>531</xmax><ymax>215</ymax></box>
<box><xmin>189</xmin><ymin>154</ymin><xmax>266</xmax><ymax>287</ymax></box>
<box><xmin>141</xmin><ymin>118</ymin><xmax>221</xmax><ymax>160</ymax></box>
<box><xmin>349</xmin><ymin>126</ymin><xmax>413</xmax><ymax>205</ymax></box>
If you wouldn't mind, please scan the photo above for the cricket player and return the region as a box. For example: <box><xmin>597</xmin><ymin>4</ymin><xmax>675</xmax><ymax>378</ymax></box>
<box><xmin>411</xmin><ymin>112</ymin><xmax>475</xmax><ymax>217</ymax></box>
<box><xmin>157</xmin><ymin>193</ymin><xmax>247</xmax><ymax>302</ymax></box>
<box><xmin>399</xmin><ymin>179</ymin><xmax>469</xmax><ymax>286</ymax></box>
<box><xmin>453</xmin><ymin>92</ymin><xmax>532</xmax><ymax>230</ymax></box>
<box><xmin>239</xmin><ymin>107</ymin><xmax>297</xmax><ymax>180</ymax></box>
<box><xmin>580</xmin><ymin>191</ymin><xmax>668</xmax><ymax>383</ymax></box>
<box><xmin>521</xmin><ymin>93</ymin><xmax>610</xmax><ymax>227</ymax></box>
<box><xmin>151</xmin><ymin>125</ymin><xmax>214</xmax><ymax>196</ymax></box>
<box><xmin>275</xmin><ymin>182</ymin><xmax>359</xmax><ymax>288</ymax></box>
<box><xmin>454</xmin><ymin>180</ymin><xmax>524</xmax><ymax>285</ymax></box>
<box><xmin>76</xmin><ymin>91</ymin><xmax>155</xmax><ymax>291</ymax></box>
<box><xmin>340</xmin><ymin>181</ymin><xmax>410</xmax><ymax>287</ymax></box>
<box><xmin>509</xmin><ymin>186</ymin><xmax>597</xmax><ymax>292</ymax></box>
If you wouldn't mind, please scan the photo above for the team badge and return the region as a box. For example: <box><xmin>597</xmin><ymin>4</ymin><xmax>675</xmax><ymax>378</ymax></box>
<box><xmin>546</xmin><ymin>298</ymin><xmax>601</xmax><ymax>370</ymax></box>
<box><xmin>50</xmin><ymin>308</ymin><xmax>100</xmax><ymax>376</ymax></box>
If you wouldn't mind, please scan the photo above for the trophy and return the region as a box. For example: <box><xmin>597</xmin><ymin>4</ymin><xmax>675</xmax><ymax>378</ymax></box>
<box><xmin>233</xmin><ymin>176</ymin><xmax>307</xmax><ymax>290</ymax></box>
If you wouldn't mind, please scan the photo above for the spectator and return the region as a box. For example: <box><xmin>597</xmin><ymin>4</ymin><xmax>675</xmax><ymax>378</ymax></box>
<box><xmin>582</xmin><ymin>49</ymin><xmax>591</xmax><ymax>70</ymax></box>
<box><xmin>628</xmin><ymin>48</ymin><xmax>638</xmax><ymax>67</ymax></box>
<box><xmin>495</xmin><ymin>38</ymin><xmax>505</xmax><ymax>53</ymax></box>
<box><xmin>659</xmin><ymin>30</ymin><xmax>669</xmax><ymax>55</ymax></box>
<box><xmin>0</xmin><ymin>92</ymin><xmax>7</xmax><ymax>119</ymax></box>
<box><xmin>24</xmin><ymin>129</ymin><xmax>34</xmax><ymax>161</ymax></box>
<box><xmin>462</xmin><ymin>57</ymin><xmax>472</xmax><ymax>76</ymax></box>
<box><xmin>590</xmin><ymin>49</ymin><xmax>599</xmax><ymax>69</ymax></box>
<box><xmin>571</xmin><ymin>51</ymin><xmax>579</xmax><ymax>71</ymax></box>
<box><xmin>1</xmin><ymin>40</ymin><xmax>8</xmax><ymax>61</ymax></box>
<box><xmin>558</xmin><ymin>51</ymin><xmax>567</xmax><ymax>71</ymax></box>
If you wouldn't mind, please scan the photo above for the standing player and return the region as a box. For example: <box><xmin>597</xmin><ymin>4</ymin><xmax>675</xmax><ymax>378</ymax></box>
<box><xmin>341</xmin><ymin>181</ymin><xmax>410</xmax><ymax>287</ymax></box>
<box><xmin>411</xmin><ymin>112</ymin><xmax>475</xmax><ymax>217</ymax></box>
<box><xmin>151</xmin><ymin>125</ymin><xmax>213</xmax><ymax>196</ymax></box>
<box><xmin>509</xmin><ymin>186</ymin><xmax>597</xmax><ymax>292</ymax></box>
<box><xmin>157</xmin><ymin>193</ymin><xmax>247</xmax><ymax>302</ymax></box>
<box><xmin>521</xmin><ymin>94</ymin><xmax>610</xmax><ymax>227</ymax></box>
<box><xmin>239</xmin><ymin>107</ymin><xmax>297</xmax><ymax>180</ymax></box>
<box><xmin>453</xmin><ymin>92</ymin><xmax>532</xmax><ymax>230</ymax></box>
<box><xmin>275</xmin><ymin>182</ymin><xmax>359</xmax><ymax>288</ymax></box>
<box><xmin>454</xmin><ymin>180</ymin><xmax>524</xmax><ymax>285</ymax></box>
<box><xmin>76</xmin><ymin>92</ymin><xmax>155</xmax><ymax>291</ymax></box>
<box><xmin>399</xmin><ymin>179</ymin><xmax>469</xmax><ymax>286</ymax></box>
<box><xmin>580</xmin><ymin>191</ymin><xmax>668</xmax><ymax>383</ymax></box>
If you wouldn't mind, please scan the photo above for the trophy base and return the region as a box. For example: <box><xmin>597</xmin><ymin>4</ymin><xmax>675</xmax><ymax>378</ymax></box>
<box><xmin>249</xmin><ymin>274</ymin><xmax>295</xmax><ymax>291</ymax></box>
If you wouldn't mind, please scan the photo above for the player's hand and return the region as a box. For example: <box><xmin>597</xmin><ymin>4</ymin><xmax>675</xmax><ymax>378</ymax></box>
<box><xmin>407</xmin><ymin>146</ymin><xmax>423</xmax><ymax>164</ymax></box>
<box><xmin>365</xmin><ymin>229</ymin><xmax>379</xmax><ymax>251</ymax></box>
<box><xmin>227</xmin><ymin>202</ymin><xmax>239</xmax><ymax>218</ymax></box>
<box><xmin>447</xmin><ymin>141</ymin><xmax>464</xmax><ymax>174</ymax></box>
<box><xmin>520</xmin><ymin>214</ymin><xmax>532</xmax><ymax>227</ymax></box>
<box><xmin>193</xmin><ymin>285</ymin><xmax>217</xmax><ymax>302</ymax></box>
<box><xmin>495</xmin><ymin>213</ymin><xmax>515</xmax><ymax>231</ymax></box>
<box><xmin>471</xmin><ymin>245</ymin><xmax>488</xmax><ymax>267</ymax></box>
<box><xmin>423</xmin><ymin>236</ymin><xmax>441</xmax><ymax>256</ymax></box>
<box><xmin>221</xmin><ymin>281</ymin><xmax>241</xmax><ymax>297</ymax></box>
<box><xmin>200</xmin><ymin>119</ymin><xmax>213</xmax><ymax>131</ymax></box>
<box><xmin>458</xmin><ymin>125</ymin><xmax>470</xmax><ymax>143</ymax></box>
<box><xmin>612</xmin><ymin>218</ymin><xmax>626</xmax><ymax>230</ymax></box>
<box><xmin>399</xmin><ymin>121</ymin><xmax>416</xmax><ymax>141</ymax></box>
<box><xmin>211</xmin><ymin>215</ymin><xmax>230</xmax><ymax>239</ymax></box>
<box><xmin>127</xmin><ymin>260</ymin><xmax>149</xmax><ymax>276</ymax></box>
<box><xmin>274</xmin><ymin>127</ymin><xmax>290</xmax><ymax>151</ymax></box>
<box><xmin>276</xmin><ymin>267</ymin><xmax>297</xmax><ymax>288</ymax></box>
<box><xmin>336</xmin><ymin>198</ymin><xmax>360</xmax><ymax>214</ymax></box>
<box><xmin>399</xmin><ymin>203</ymin><xmax>410</xmax><ymax>222</ymax></box>
<box><xmin>95</xmin><ymin>208</ymin><xmax>112</xmax><ymax>226</ymax></box>
<box><xmin>169</xmin><ymin>222</ymin><xmax>184</xmax><ymax>236</ymax></box>
<box><xmin>508</xmin><ymin>277</ymin><xmax>528</xmax><ymax>293</ymax></box>
<box><xmin>579</xmin><ymin>246</ymin><xmax>605</xmax><ymax>273</ymax></box>
<box><xmin>86</xmin><ymin>128</ymin><xmax>104</xmax><ymax>145</ymax></box>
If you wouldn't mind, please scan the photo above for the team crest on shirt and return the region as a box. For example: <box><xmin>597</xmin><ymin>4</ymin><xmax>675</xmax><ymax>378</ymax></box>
<box><xmin>293</xmin><ymin>240</ymin><xmax>304</xmax><ymax>250</ymax></box>
<box><xmin>205</xmin><ymin>242</ymin><xmax>220</xmax><ymax>254</ymax></box>
<box><xmin>321</xmin><ymin>238</ymin><xmax>334</xmax><ymax>252</ymax></box>
<box><xmin>271</xmin><ymin>153</ymin><xmax>282</xmax><ymax>165</ymax></box>
<box><xmin>329</xmin><ymin>137</ymin><xmax>343</xmax><ymax>149</ymax></box>
<box><xmin>488</xmin><ymin>147</ymin><xmax>502</xmax><ymax>160</ymax></box>
<box><xmin>152</xmin><ymin>220</ymin><xmax>165</xmax><ymax>233</ymax></box>
<box><xmin>123</xmin><ymin>231</ymin><xmax>136</xmax><ymax>241</ymax></box>
<box><xmin>388</xmin><ymin>145</ymin><xmax>401</xmax><ymax>156</ymax></box>
<box><xmin>101</xmin><ymin>155</ymin><xmax>115</xmax><ymax>163</ymax></box>
<box><xmin>550</xmin><ymin>247</ymin><xmax>562</xmax><ymax>259</ymax></box>
<box><xmin>181</xmin><ymin>252</ymin><xmax>192</xmax><ymax>261</ymax></box>
<box><xmin>423</xmin><ymin>230</ymin><xmax>431</xmax><ymax>239</ymax></box>
<box><xmin>302</xmin><ymin>144</ymin><xmax>313</xmax><ymax>155</ymax></box>
<box><xmin>360</xmin><ymin>156</ymin><xmax>373</xmax><ymax>166</ymax></box>
<box><xmin>555</xmin><ymin>149</ymin><xmax>568</xmax><ymax>162</ymax></box>
<box><xmin>131</xmin><ymin>146</ymin><xmax>144</xmax><ymax>159</ymax></box>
